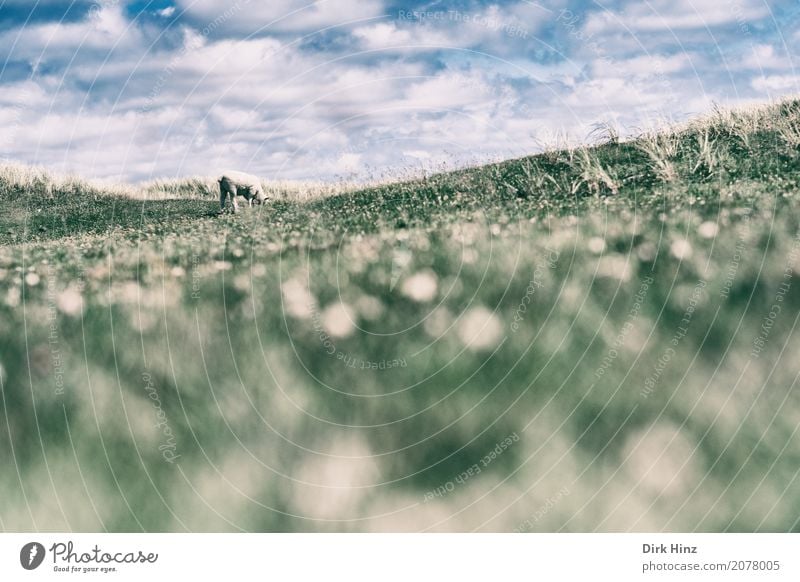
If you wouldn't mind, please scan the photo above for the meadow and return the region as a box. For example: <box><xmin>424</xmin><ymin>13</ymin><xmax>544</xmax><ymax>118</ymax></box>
<box><xmin>1</xmin><ymin>99</ymin><xmax>799</xmax><ymax>532</ymax></box>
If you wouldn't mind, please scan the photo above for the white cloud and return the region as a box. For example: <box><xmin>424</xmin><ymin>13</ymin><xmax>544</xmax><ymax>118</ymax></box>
<box><xmin>740</xmin><ymin>44</ymin><xmax>792</xmax><ymax>70</ymax></box>
<box><xmin>353</xmin><ymin>22</ymin><xmax>451</xmax><ymax>50</ymax></box>
<box><xmin>751</xmin><ymin>75</ymin><xmax>800</xmax><ymax>94</ymax></box>
<box><xmin>173</xmin><ymin>0</ymin><xmax>386</xmax><ymax>34</ymax></box>
<box><xmin>401</xmin><ymin>72</ymin><xmax>497</xmax><ymax>110</ymax></box>
<box><xmin>0</xmin><ymin>5</ymin><xmax>139</xmax><ymax>62</ymax></box>
<box><xmin>592</xmin><ymin>53</ymin><xmax>692</xmax><ymax>77</ymax></box>
<box><xmin>584</xmin><ymin>0</ymin><xmax>768</xmax><ymax>33</ymax></box>
<box><xmin>0</xmin><ymin>0</ymin><xmax>793</xmax><ymax>184</ymax></box>
<box><xmin>358</xmin><ymin>3</ymin><xmax>548</xmax><ymax>55</ymax></box>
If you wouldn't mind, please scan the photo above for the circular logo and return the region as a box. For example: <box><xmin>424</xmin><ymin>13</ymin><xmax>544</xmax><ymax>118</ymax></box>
<box><xmin>19</xmin><ymin>542</ymin><xmax>45</xmax><ymax>570</ymax></box>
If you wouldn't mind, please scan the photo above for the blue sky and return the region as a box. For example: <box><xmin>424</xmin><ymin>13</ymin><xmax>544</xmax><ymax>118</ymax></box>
<box><xmin>0</xmin><ymin>0</ymin><xmax>797</xmax><ymax>182</ymax></box>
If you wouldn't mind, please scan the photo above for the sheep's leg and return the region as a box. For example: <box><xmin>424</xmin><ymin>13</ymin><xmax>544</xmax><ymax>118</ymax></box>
<box><xmin>244</xmin><ymin>186</ymin><xmax>256</xmax><ymax>208</ymax></box>
<box><xmin>228</xmin><ymin>186</ymin><xmax>242</xmax><ymax>213</ymax></box>
<box><xmin>219</xmin><ymin>184</ymin><xmax>228</xmax><ymax>212</ymax></box>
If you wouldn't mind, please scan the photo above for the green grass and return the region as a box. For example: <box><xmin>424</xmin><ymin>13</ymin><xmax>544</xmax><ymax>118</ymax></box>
<box><xmin>2</xmin><ymin>99</ymin><xmax>800</xmax><ymax>532</ymax></box>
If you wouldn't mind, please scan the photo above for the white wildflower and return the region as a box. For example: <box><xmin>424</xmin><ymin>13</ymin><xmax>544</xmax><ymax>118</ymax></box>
<box><xmin>281</xmin><ymin>278</ymin><xmax>315</xmax><ymax>319</ymax></box>
<box><xmin>670</xmin><ymin>239</ymin><xmax>693</xmax><ymax>260</ymax></box>
<box><xmin>697</xmin><ymin>221</ymin><xmax>718</xmax><ymax>239</ymax></box>
<box><xmin>57</xmin><ymin>286</ymin><xmax>83</xmax><ymax>316</ymax></box>
<box><xmin>457</xmin><ymin>306</ymin><xmax>503</xmax><ymax>351</ymax></box>
<box><xmin>322</xmin><ymin>303</ymin><xmax>356</xmax><ymax>338</ymax></box>
<box><xmin>588</xmin><ymin>237</ymin><xmax>606</xmax><ymax>254</ymax></box>
<box><xmin>401</xmin><ymin>270</ymin><xmax>438</xmax><ymax>302</ymax></box>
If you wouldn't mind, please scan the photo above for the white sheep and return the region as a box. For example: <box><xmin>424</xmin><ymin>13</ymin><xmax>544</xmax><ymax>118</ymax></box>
<box><xmin>218</xmin><ymin>171</ymin><xmax>267</xmax><ymax>212</ymax></box>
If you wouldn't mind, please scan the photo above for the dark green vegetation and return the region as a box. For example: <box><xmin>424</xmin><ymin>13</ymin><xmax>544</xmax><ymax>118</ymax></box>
<box><xmin>2</xmin><ymin>100</ymin><xmax>800</xmax><ymax>531</ymax></box>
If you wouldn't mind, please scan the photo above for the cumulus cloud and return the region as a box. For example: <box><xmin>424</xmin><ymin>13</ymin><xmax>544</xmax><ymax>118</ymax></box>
<box><xmin>352</xmin><ymin>21</ymin><xmax>450</xmax><ymax>50</ymax></box>
<box><xmin>583</xmin><ymin>0</ymin><xmax>768</xmax><ymax>33</ymax></box>
<box><xmin>751</xmin><ymin>75</ymin><xmax>800</xmax><ymax>94</ymax></box>
<box><xmin>357</xmin><ymin>2</ymin><xmax>548</xmax><ymax>56</ymax></box>
<box><xmin>173</xmin><ymin>0</ymin><xmax>386</xmax><ymax>34</ymax></box>
<box><xmin>0</xmin><ymin>0</ymin><xmax>795</xmax><ymax>182</ymax></box>
<box><xmin>740</xmin><ymin>44</ymin><xmax>793</xmax><ymax>70</ymax></box>
<box><xmin>0</xmin><ymin>4</ymin><xmax>138</xmax><ymax>60</ymax></box>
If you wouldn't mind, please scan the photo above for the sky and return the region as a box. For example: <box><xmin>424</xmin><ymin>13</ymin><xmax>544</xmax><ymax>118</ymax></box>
<box><xmin>0</xmin><ymin>0</ymin><xmax>798</xmax><ymax>182</ymax></box>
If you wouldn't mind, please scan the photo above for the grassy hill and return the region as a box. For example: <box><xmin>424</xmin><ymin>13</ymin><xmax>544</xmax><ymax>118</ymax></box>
<box><xmin>1</xmin><ymin>99</ymin><xmax>800</xmax><ymax>532</ymax></box>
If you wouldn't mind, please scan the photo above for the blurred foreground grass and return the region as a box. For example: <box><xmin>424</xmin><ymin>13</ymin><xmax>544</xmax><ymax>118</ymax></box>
<box><xmin>1</xmin><ymin>101</ymin><xmax>800</xmax><ymax>531</ymax></box>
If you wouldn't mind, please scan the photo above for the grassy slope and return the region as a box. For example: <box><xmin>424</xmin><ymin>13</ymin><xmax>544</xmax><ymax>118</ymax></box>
<box><xmin>1</xmin><ymin>100</ymin><xmax>800</xmax><ymax>532</ymax></box>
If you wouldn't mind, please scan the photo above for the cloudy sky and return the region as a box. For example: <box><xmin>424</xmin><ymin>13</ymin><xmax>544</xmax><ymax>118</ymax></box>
<box><xmin>0</xmin><ymin>0</ymin><xmax>797</xmax><ymax>182</ymax></box>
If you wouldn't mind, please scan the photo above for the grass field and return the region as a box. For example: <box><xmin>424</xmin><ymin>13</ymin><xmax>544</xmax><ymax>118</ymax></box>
<box><xmin>2</xmin><ymin>99</ymin><xmax>800</xmax><ymax>532</ymax></box>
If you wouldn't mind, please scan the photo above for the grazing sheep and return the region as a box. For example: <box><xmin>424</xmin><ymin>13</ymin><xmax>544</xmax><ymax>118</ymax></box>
<box><xmin>218</xmin><ymin>171</ymin><xmax>267</xmax><ymax>212</ymax></box>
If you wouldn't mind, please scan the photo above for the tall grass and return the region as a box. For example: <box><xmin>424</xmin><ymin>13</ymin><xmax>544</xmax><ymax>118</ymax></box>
<box><xmin>3</xmin><ymin>96</ymin><xmax>798</xmax><ymax>207</ymax></box>
<box><xmin>636</xmin><ymin>131</ymin><xmax>681</xmax><ymax>183</ymax></box>
<box><xmin>0</xmin><ymin>163</ymin><xmax>363</xmax><ymax>204</ymax></box>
